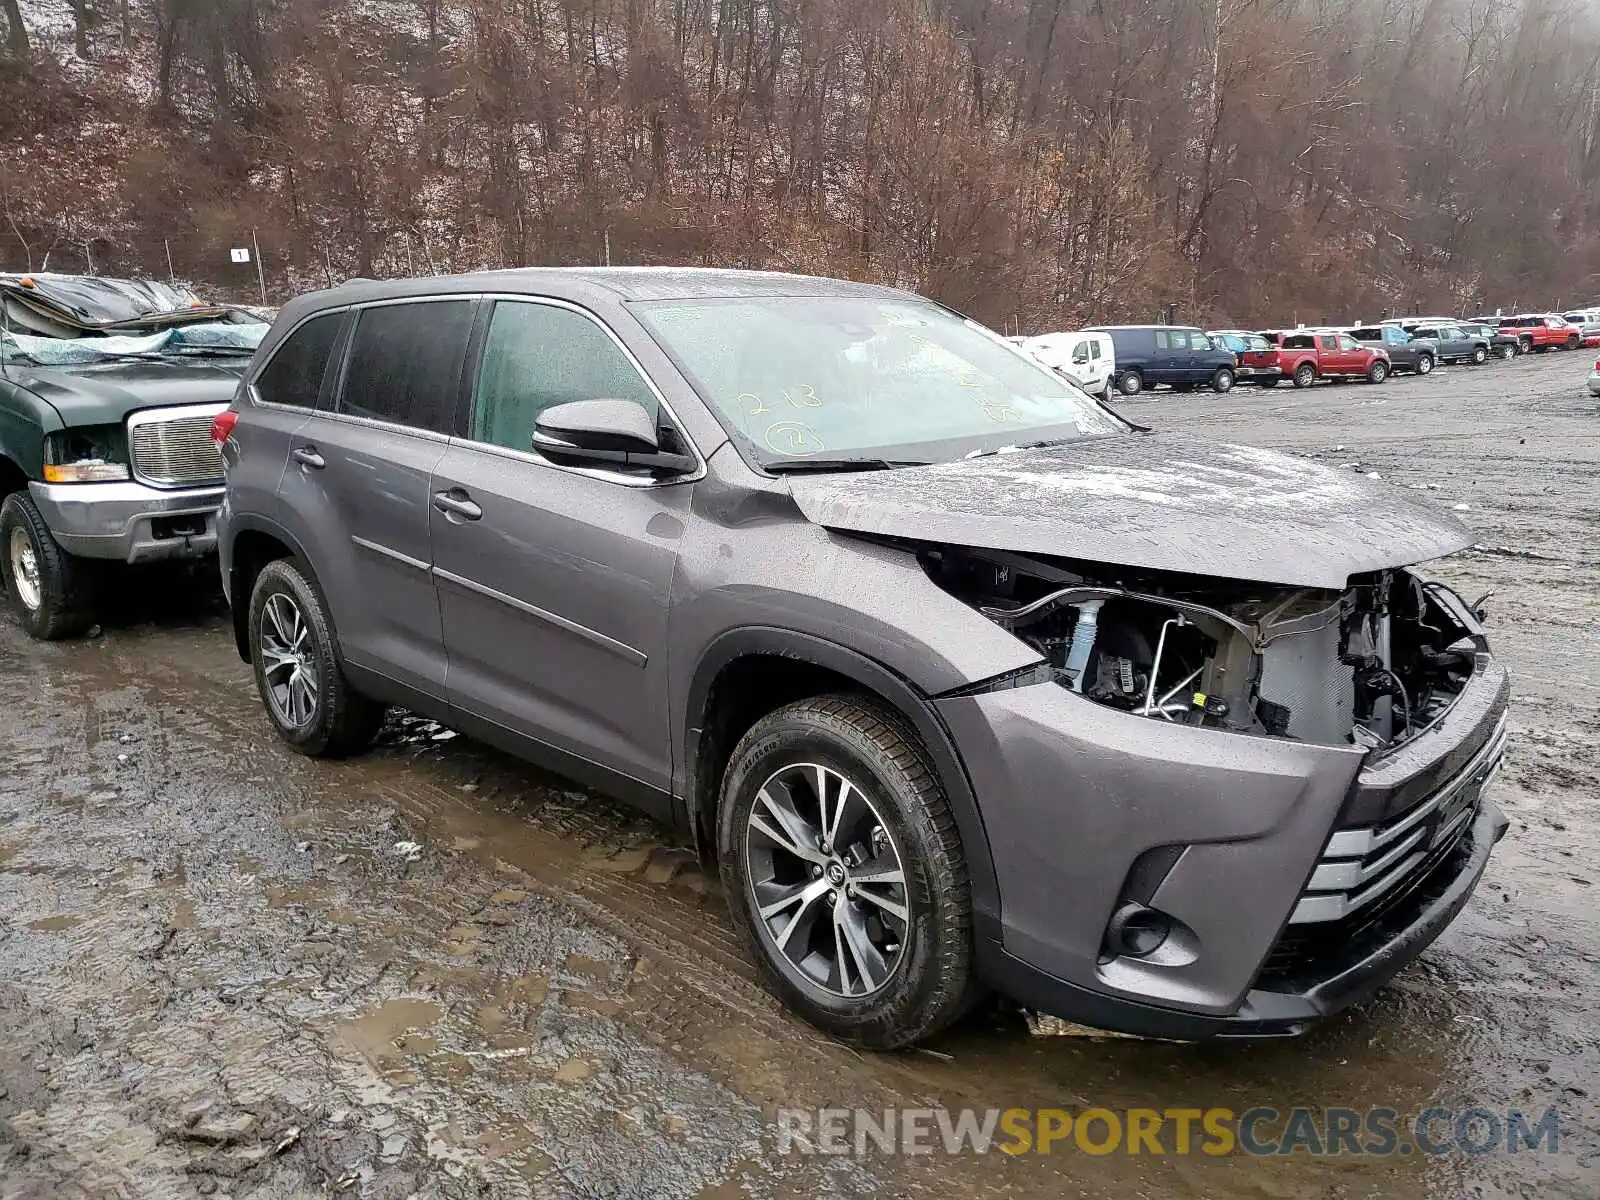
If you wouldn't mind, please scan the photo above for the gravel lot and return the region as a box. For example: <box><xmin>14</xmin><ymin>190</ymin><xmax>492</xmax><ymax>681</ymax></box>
<box><xmin>0</xmin><ymin>351</ymin><xmax>1595</xmax><ymax>1198</ymax></box>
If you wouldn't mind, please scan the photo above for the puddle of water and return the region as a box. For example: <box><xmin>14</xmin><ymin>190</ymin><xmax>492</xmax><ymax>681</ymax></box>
<box><xmin>334</xmin><ymin>998</ymin><xmax>444</xmax><ymax>1067</ymax></box>
<box><xmin>27</xmin><ymin>915</ymin><xmax>82</xmax><ymax>932</ymax></box>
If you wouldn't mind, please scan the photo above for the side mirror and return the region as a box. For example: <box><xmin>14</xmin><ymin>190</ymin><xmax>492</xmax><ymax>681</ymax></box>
<box><xmin>532</xmin><ymin>399</ymin><xmax>695</xmax><ymax>474</ymax></box>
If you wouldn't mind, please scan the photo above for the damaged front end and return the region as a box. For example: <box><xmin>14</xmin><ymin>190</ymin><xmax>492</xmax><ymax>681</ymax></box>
<box><xmin>924</xmin><ymin>545</ymin><xmax>1483</xmax><ymax>754</ymax></box>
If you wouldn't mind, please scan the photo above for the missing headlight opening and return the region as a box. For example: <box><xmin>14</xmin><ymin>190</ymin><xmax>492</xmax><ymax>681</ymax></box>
<box><xmin>922</xmin><ymin>546</ymin><xmax>1478</xmax><ymax>751</ymax></box>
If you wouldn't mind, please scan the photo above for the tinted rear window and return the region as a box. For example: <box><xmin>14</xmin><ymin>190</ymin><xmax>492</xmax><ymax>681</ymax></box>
<box><xmin>255</xmin><ymin>312</ymin><xmax>343</xmax><ymax>409</ymax></box>
<box><xmin>337</xmin><ymin>301</ymin><xmax>474</xmax><ymax>434</ymax></box>
<box><xmin>1349</xmin><ymin>328</ymin><xmax>1382</xmax><ymax>339</ymax></box>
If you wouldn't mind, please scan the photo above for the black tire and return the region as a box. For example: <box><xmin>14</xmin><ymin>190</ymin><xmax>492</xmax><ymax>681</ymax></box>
<box><xmin>1519</xmin><ymin>336</ymin><xmax>1534</xmax><ymax>354</ymax></box>
<box><xmin>1366</xmin><ymin>360</ymin><xmax>1389</xmax><ymax>383</ymax></box>
<box><xmin>718</xmin><ymin>694</ymin><xmax>976</xmax><ymax>1049</ymax></box>
<box><xmin>1210</xmin><ymin>367</ymin><xmax>1235</xmax><ymax>393</ymax></box>
<box><xmin>0</xmin><ymin>491</ymin><xmax>96</xmax><ymax>641</ymax></box>
<box><xmin>1170</xmin><ymin>382</ymin><xmax>1194</xmax><ymax>393</ymax></box>
<box><xmin>247</xmin><ymin>558</ymin><xmax>384</xmax><ymax>757</ymax></box>
<box><xmin>1471</xmin><ymin>345</ymin><xmax>1488</xmax><ymax>364</ymax></box>
<box><xmin>1258</xmin><ymin>376</ymin><xmax>1279</xmax><ymax>388</ymax></box>
<box><xmin>1117</xmin><ymin>370</ymin><xmax>1144</xmax><ymax>396</ymax></box>
<box><xmin>1416</xmin><ymin>353</ymin><xmax>1434</xmax><ymax>375</ymax></box>
<box><xmin>1292</xmin><ymin>362</ymin><xmax>1316</xmax><ymax>388</ymax></box>
<box><xmin>1567</xmin><ymin>334</ymin><xmax>1581</xmax><ymax>350</ymax></box>
<box><xmin>1497</xmin><ymin>343</ymin><xmax>1514</xmax><ymax>359</ymax></box>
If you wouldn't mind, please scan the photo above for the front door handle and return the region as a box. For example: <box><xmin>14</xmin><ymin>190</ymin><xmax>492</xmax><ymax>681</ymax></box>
<box><xmin>432</xmin><ymin>490</ymin><xmax>482</xmax><ymax>522</ymax></box>
<box><xmin>291</xmin><ymin>446</ymin><xmax>325</xmax><ymax>470</ymax></box>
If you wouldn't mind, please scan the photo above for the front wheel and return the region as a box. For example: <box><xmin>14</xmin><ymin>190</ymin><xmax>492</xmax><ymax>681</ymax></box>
<box><xmin>248</xmin><ymin>558</ymin><xmax>384</xmax><ymax>757</ymax></box>
<box><xmin>719</xmin><ymin>695</ymin><xmax>976</xmax><ymax>1049</ymax></box>
<box><xmin>1366</xmin><ymin>360</ymin><xmax>1389</xmax><ymax>383</ymax></box>
<box><xmin>0</xmin><ymin>492</ymin><xmax>96</xmax><ymax>641</ymax></box>
<box><xmin>1292</xmin><ymin>362</ymin><xmax>1316</xmax><ymax>388</ymax></box>
<box><xmin>1471</xmin><ymin>345</ymin><xmax>1488</xmax><ymax>364</ymax></box>
<box><xmin>1210</xmin><ymin>367</ymin><xmax>1235</xmax><ymax>393</ymax></box>
<box><xmin>1117</xmin><ymin>370</ymin><xmax>1144</xmax><ymax>396</ymax></box>
<box><xmin>1567</xmin><ymin>334</ymin><xmax>1581</xmax><ymax>350</ymax></box>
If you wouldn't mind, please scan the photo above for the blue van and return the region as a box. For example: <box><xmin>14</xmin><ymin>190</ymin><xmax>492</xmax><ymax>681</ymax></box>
<box><xmin>1082</xmin><ymin>325</ymin><xmax>1239</xmax><ymax>396</ymax></box>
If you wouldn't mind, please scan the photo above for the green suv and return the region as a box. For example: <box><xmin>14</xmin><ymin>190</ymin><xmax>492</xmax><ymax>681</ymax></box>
<box><xmin>0</xmin><ymin>274</ymin><xmax>265</xmax><ymax>638</ymax></box>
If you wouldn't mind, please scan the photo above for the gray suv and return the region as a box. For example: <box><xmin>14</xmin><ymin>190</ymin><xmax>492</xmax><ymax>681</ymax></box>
<box><xmin>216</xmin><ymin>269</ymin><xmax>1510</xmax><ymax>1048</ymax></box>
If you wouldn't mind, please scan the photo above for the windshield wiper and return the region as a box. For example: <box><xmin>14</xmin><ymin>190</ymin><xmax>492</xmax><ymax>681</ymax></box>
<box><xmin>764</xmin><ymin>457</ymin><xmax>930</xmax><ymax>474</ymax></box>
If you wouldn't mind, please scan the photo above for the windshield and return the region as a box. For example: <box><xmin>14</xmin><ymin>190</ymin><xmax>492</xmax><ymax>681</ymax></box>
<box><xmin>633</xmin><ymin>296</ymin><xmax>1128</xmax><ymax>465</ymax></box>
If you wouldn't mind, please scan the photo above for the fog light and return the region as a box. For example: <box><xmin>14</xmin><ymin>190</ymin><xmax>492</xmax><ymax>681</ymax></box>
<box><xmin>1107</xmin><ymin>903</ymin><xmax>1172</xmax><ymax>958</ymax></box>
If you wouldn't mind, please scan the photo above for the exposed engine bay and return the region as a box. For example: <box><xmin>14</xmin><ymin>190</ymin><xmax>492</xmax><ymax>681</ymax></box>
<box><xmin>922</xmin><ymin>545</ymin><xmax>1482</xmax><ymax>751</ymax></box>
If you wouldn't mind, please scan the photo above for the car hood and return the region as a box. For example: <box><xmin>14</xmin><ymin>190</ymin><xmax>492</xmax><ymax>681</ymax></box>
<box><xmin>15</xmin><ymin>360</ymin><xmax>247</xmax><ymax>426</ymax></box>
<box><xmin>784</xmin><ymin>435</ymin><xmax>1474</xmax><ymax>589</ymax></box>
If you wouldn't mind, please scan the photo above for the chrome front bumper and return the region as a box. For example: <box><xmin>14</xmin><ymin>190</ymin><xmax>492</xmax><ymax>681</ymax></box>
<box><xmin>30</xmin><ymin>479</ymin><xmax>224</xmax><ymax>564</ymax></box>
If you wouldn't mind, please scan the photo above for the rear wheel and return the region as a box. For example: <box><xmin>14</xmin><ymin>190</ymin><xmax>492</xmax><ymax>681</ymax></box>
<box><xmin>1520</xmin><ymin>335</ymin><xmax>1534</xmax><ymax>353</ymax></box>
<box><xmin>719</xmin><ymin>695</ymin><xmax>976</xmax><ymax>1049</ymax></box>
<box><xmin>1258</xmin><ymin>376</ymin><xmax>1279</xmax><ymax>388</ymax></box>
<box><xmin>248</xmin><ymin>558</ymin><xmax>384</xmax><ymax>757</ymax></box>
<box><xmin>1366</xmin><ymin>360</ymin><xmax>1389</xmax><ymax>383</ymax></box>
<box><xmin>1292</xmin><ymin>362</ymin><xmax>1316</xmax><ymax>388</ymax></box>
<box><xmin>1416</xmin><ymin>352</ymin><xmax>1434</xmax><ymax>375</ymax></box>
<box><xmin>1117</xmin><ymin>370</ymin><xmax>1144</xmax><ymax>396</ymax></box>
<box><xmin>1210</xmin><ymin>367</ymin><xmax>1235</xmax><ymax>393</ymax></box>
<box><xmin>1471</xmin><ymin>345</ymin><xmax>1488</xmax><ymax>364</ymax></box>
<box><xmin>1498</xmin><ymin>343</ymin><xmax>1516</xmax><ymax>359</ymax></box>
<box><xmin>0</xmin><ymin>492</ymin><xmax>96</xmax><ymax>641</ymax></box>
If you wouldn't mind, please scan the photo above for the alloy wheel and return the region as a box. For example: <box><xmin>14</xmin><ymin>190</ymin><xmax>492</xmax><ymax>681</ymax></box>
<box><xmin>8</xmin><ymin>527</ymin><xmax>41</xmax><ymax>611</ymax></box>
<box><xmin>259</xmin><ymin>591</ymin><xmax>320</xmax><ymax>729</ymax></box>
<box><xmin>743</xmin><ymin>762</ymin><xmax>909</xmax><ymax>998</ymax></box>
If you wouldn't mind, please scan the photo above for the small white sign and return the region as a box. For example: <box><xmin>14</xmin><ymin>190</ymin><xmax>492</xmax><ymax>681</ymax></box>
<box><xmin>230</xmin><ymin>247</ymin><xmax>251</xmax><ymax>264</ymax></box>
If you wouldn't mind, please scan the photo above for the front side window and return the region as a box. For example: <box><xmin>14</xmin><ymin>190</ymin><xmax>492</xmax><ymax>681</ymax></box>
<box><xmin>634</xmin><ymin>296</ymin><xmax>1126</xmax><ymax>465</ymax></box>
<box><xmin>1337</xmin><ymin>334</ymin><xmax>1360</xmax><ymax>351</ymax></box>
<box><xmin>1071</xmin><ymin>340</ymin><xmax>1092</xmax><ymax>364</ymax></box>
<box><xmin>255</xmin><ymin>312</ymin><xmax>343</xmax><ymax>409</ymax></box>
<box><xmin>469</xmin><ymin>301</ymin><xmax>658</xmax><ymax>452</ymax></box>
<box><xmin>336</xmin><ymin>301</ymin><xmax>474</xmax><ymax>434</ymax></box>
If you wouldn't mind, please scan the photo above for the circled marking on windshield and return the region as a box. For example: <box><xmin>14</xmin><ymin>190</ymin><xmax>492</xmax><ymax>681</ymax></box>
<box><xmin>763</xmin><ymin>421</ymin><xmax>825</xmax><ymax>455</ymax></box>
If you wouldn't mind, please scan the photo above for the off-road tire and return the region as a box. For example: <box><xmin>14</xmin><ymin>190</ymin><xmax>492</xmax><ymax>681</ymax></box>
<box><xmin>1117</xmin><ymin>369</ymin><xmax>1145</xmax><ymax>396</ymax></box>
<box><xmin>1292</xmin><ymin>362</ymin><xmax>1317</xmax><ymax>388</ymax></box>
<box><xmin>718</xmin><ymin>694</ymin><xmax>977</xmax><ymax>1049</ymax></box>
<box><xmin>0</xmin><ymin>491</ymin><xmax>96</xmax><ymax>641</ymax></box>
<box><xmin>248</xmin><ymin>558</ymin><xmax>384</xmax><ymax>757</ymax></box>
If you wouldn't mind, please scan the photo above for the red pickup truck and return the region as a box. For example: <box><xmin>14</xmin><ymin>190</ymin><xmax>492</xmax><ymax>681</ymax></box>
<box><xmin>1255</xmin><ymin>330</ymin><xmax>1390</xmax><ymax>387</ymax></box>
<box><xmin>1493</xmin><ymin>314</ymin><xmax>1582</xmax><ymax>352</ymax></box>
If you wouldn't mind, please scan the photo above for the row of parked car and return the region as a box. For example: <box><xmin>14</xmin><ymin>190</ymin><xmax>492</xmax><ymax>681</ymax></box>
<box><xmin>1016</xmin><ymin>311</ymin><xmax>1600</xmax><ymax>398</ymax></box>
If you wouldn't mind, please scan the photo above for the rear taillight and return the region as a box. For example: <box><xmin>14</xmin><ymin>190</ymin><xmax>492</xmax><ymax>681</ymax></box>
<box><xmin>1593</xmin><ymin>356</ymin><xmax>1600</xmax><ymax>369</ymax></box>
<box><xmin>209</xmin><ymin>409</ymin><xmax>239</xmax><ymax>446</ymax></box>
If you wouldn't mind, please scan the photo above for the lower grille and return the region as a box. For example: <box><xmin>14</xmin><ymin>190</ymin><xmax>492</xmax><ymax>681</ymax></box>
<box><xmin>129</xmin><ymin>405</ymin><xmax>227</xmax><ymax>487</ymax></box>
<box><xmin>1286</xmin><ymin>715</ymin><xmax>1506</xmax><ymax>927</ymax></box>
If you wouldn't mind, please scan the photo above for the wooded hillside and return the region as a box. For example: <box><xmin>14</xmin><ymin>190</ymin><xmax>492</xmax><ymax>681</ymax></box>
<box><xmin>5</xmin><ymin>0</ymin><xmax>1600</xmax><ymax>329</ymax></box>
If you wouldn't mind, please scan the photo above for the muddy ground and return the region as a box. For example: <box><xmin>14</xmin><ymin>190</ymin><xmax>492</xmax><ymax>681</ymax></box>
<box><xmin>0</xmin><ymin>351</ymin><xmax>1595</xmax><ymax>1199</ymax></box>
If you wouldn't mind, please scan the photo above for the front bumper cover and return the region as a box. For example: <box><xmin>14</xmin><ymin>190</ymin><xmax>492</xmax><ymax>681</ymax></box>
<box><xmin>30</xmin><ymin>479</ymin><xmax>223</xmax><ymax>564</ymax></box>
<box><xmin>938</xmin><ymin>637</ymin><xmax>1509</xmax><ymax>1039</ymax></box>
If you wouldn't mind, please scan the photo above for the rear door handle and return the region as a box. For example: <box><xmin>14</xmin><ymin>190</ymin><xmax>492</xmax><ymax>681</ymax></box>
<box><xmin>432</xmin><ymin>490</ymin><xmax>482</xmax><ymax>521</ymax></box>
<box><xmin>291</xmin><ymin>446</ymin><xmax>325</xmax><ymax>470</ymax></box>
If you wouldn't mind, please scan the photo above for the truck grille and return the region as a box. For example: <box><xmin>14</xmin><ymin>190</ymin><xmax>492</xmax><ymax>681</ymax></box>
<box><xmin>128</xmin><ymin>405</ymin><xmax>227</xmax><ymax>487</ymax></box>
<box><xmin>1288</xmin><ymin>715</ymin><xmax>1507</xmax><ymax>927</ymax></box>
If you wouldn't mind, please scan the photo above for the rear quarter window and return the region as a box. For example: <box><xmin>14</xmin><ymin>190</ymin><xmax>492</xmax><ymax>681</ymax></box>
<box><xmin>254</xmin><ymin>312</ymin><xmax>343</xmax><ymax>409</ymax></box>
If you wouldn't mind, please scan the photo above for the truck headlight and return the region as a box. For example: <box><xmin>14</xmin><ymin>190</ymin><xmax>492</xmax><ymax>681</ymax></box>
<box><xmin>42</xmin><ymin>426</ymin><xmax>131</xmax><ymax>483</ymax></box>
